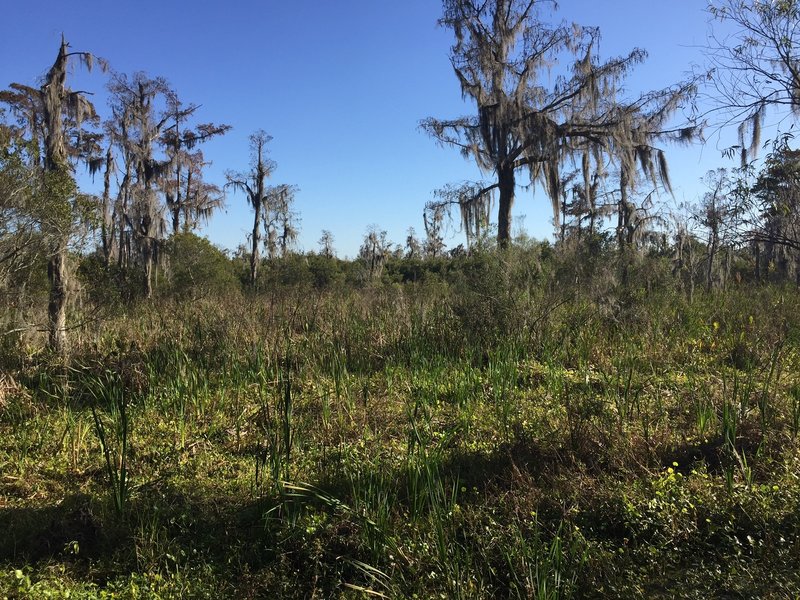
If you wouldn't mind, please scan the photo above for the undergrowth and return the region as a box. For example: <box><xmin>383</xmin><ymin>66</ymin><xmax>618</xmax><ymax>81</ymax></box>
<box><xmin>3</xmin><ymin>257</ymin><xmax>800</xmax><ymax>598</ymax></box>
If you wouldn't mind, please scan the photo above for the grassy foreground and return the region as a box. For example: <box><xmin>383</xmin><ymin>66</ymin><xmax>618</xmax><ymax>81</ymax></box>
<box><xmin>2</xmin><ymin>258</ymin><xmax>800</xmax><ymax>598</ymax></box>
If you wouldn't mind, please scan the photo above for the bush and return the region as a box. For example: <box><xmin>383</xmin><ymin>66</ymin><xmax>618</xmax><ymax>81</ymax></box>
<box><xmin>447</xmin><ymin>250</ymin><xmax>520</xmax><ymax>349</ymax></box>
<box><xmin>306</xmin><ymin>254</ymin><xmax>344</xmax><ymax>289</ymax></box>
<box><xmin>164</xmin><ymin>233</ymin><xmax>239</xmax><ymax>299</ymax></box>
<box><xmin>78</xmin><ymin>252</ymin><xmax>133</xmax><ymax>308</ymax></box>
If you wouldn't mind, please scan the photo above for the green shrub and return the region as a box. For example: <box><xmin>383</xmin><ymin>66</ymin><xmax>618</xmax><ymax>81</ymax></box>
<box><xmin>164</xmin><ymin>233</ymin><xmax>238</xmax><ymax>299</ymax></box>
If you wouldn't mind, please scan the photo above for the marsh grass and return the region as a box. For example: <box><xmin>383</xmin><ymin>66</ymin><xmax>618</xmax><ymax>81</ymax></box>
<box><xmin>790</xmin><ymin>384</ymin><xmax>800</xmax><ymax>438</ymax></box>
<box><xmin>3</xmin><ymin>277</ymin><xmax>800</xmax><ymax>598</ymax></box>
<box><xmin>85</xmin><ymin>369</ymin><xmax>131</xmax><ymax>516</ymax></box>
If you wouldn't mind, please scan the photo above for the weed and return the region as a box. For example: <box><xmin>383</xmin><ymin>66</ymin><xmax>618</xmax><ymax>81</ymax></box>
<box><xmin>86</xmin><ymin>369</ymin><xmax>131</xmax><ymax>516</ymax></box>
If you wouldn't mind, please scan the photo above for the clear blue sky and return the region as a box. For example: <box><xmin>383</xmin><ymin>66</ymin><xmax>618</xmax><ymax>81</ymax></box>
<box><xmin>1</xmin><ymin>1</ymin><xmax>745</xmax><ymax>257</ymax></box>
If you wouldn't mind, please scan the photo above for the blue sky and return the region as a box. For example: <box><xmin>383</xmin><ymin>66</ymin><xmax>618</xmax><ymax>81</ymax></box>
<box><xmin>1</xmin><ymin>1</ymin><xmax>748</xmax><ymax>257</ymax></box>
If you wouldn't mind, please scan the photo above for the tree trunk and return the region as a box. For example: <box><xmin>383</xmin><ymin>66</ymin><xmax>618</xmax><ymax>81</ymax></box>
<box><xmin>171</xmin><ymin>202</ymin><xmax>181</xmax><ymax>235</ymax></box>
<box><xmin>47</xmin><ymin>239</ymin><xmax>68</xmax><ymax>356</ymax></box>
<box><xmin>250</xmin><ymin>200</ymin><xmax>261</xmax><ymax>285</ymax></box>
<box><xmin>497</xmin><ymin>165</ymin><xmax>515</xmax><ymax>248</ymax></box>
<box><xmin>706</xmin><ymin>228</ymin><xmax>718</xmax><ymax>292</ymax></box>
<box><xmin>688</xmin><ymin>242</ymin><xmax>695</xmax><ymax>303</ymax></box>
<box><xmin>182</xmin><ymin>168</ymin><xmax>193</xmax><ymax>233</ymax></box>
<box><xmin>724</xmin><ymin>247</ymin><xmax>732</xmax><ymax>289</ymax></box>
<box><xmin>143</xmin><ymin>240</ymin><xmax>154</xmax><ymax>299</ymax></box>
<box><xmin>617</xmin><ymin>169</ymin><xmax>632</xmax><ymax>285</ymax></box>
<box><xmin>617</xmin><ymin>169</ymin><xmax>632</xmax><ymax>253</ymax></box>
<box><xmin>42</xmin><ymin>39</ymin><xmax>70</xmax><ymax>355</ymax></box>
<box><xmin>754</xmin><ymin>242</ymin><xmax>761</xmax><ymax>282</ymax></box>
<box><xmin>101</xmin><ymin>147</ymin><xmax>114</xmax><ymax>265</ymax></box>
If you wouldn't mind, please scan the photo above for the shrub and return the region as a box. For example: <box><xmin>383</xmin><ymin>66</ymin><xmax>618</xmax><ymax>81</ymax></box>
<box><xmin>164</xmin><ymin>233</ymin><xmax>239</xmax><ymax>299</ymax></box>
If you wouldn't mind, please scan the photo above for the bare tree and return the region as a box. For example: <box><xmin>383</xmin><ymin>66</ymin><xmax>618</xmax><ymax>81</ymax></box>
<box><xmin>359</xmin><ymin>226</ymin><xmax>391</xmax><ymax>281</ymax></box>
<box><xmin>702</xmin><ymin>1</ymin><xmax>800</xmax><ymax>279</ymax></box>
<box><xmin>167</xmin><ymin>149</ymin><xmax>225</xmax><ymax>233</ymax></box>
<box><xmin>107</xmin><ymin>72</ymin><xmax>174</xmax><ymax>298</ymax></box>
<box><xmin>694</xmin><ymin>169</ymin><xmax>749</xmax><ymax>291</ymax></box>
<box><xmin>422</xmin><ymin>0</ymin><xmax>699</xmax><ymax>248</ymax></box>
<box><xmin>706</xmin><ymin>0</ymin><xmax>800</xmax><ymax>163</ymax></box>
<box><xmin>405</xmin><ymin>227</ymin><xmax>422</xmax><ymax>259</ymax></box>
<box><xmin>553</xmin><ymin>169</ymin><xmax>617</xmax><ymax>243</ymax></box>
<box><xmin>225</xmin><ymin>131</ymin><xmax>275</xmax><ymax>285</ymax></box>
<box><xmin>263</xmin><ymin>184</ymin><xmax>300</xmax><ymax>259</ymax></box>
<box><xmin>318</xmin><ymin>229</ymin><xmax>335</xmax><ymax>258</ymax></box>
<box><xmin>160</xmin><ymin>92</ymin><xmax>230</xmax><ymax>234</ymax></box>
<box><xmin>672</xmin><ymin>217</ymin><xmax>702</xmax><ymax>302</ymax></box>
<box><xmin>422</xmin><ymin>203</ymin><xmax>448</xmax><ymax>257</ymax></box>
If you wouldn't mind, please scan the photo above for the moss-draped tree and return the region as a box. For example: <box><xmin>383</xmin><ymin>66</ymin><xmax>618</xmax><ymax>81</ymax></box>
<box><xmin>1</xmin><ymin>38</ymin><xmax>102</xmax><ymax>354</ymax></box>
<box><xmin>422</xmin><ymin>0</ymin><xmax>699</xmax><ymax>248</ymax></box>
<box><xmin>225</xmin><ymin>131</ymin><xmax>275</xmax><ymax>285</ymax></box>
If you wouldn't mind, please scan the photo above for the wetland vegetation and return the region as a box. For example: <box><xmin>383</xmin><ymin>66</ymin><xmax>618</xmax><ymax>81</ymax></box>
<box><xmin>3</xmin><ymin>246</ymin><xmax>800</xmax><ymax>598</ymax></box>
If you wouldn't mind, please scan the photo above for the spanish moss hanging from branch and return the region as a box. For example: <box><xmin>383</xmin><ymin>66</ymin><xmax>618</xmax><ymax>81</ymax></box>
<box><xmin>427</xmin><ymin>181</ymin><xmax>495</xmax><ymax>248</ymax></box>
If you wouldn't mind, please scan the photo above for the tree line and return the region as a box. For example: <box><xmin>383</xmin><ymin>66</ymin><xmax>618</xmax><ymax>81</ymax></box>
<box><xmin>0</xmin><ymin>38</ymin><xmax>303</xmax><ymax>354</ymax></box>
<box><xmin>2</xmin><ymin>0</ymin><xmax>800</xmax><ymax>356</ymax></box>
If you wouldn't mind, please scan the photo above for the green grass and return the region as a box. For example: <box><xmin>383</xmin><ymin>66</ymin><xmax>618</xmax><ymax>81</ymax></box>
<box><xmin>3</xmin><ymin>274</ymin><xmax>800</xmax><ymax>598</ymax></box>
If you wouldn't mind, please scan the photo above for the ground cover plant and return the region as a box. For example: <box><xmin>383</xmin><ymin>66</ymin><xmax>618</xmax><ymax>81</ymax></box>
<box><xmin>3</xmin><ymin>247</ymin><xmax>800</xmax><ymax>599</ymax></box>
